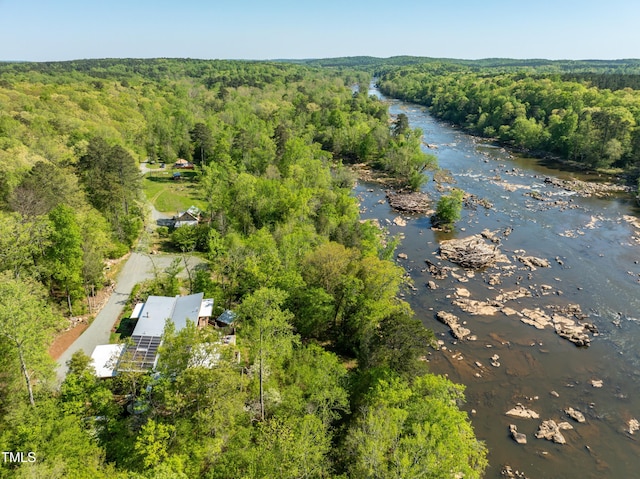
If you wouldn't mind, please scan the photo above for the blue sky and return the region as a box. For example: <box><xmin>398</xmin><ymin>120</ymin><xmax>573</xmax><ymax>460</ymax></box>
<box><xmin>1</xmin><ymin>0</ymin><xmax>638</xmax><ymax>61</ymax></box>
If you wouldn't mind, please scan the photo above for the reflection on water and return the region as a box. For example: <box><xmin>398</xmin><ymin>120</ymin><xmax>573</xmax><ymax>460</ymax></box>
<box><xmin>361</xmin><ymin>87</ymin><xmax>640</xmax><ymax>478</ymax></box>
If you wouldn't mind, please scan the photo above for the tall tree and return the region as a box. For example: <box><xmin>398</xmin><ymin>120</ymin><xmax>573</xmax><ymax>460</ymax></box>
<box><xmin>190</xmin><ymin>121</ymin><xmax>214</xmax><ymax>165</ymax></box>
<box><xmin>0</xmin><ymin>212</ymin><xmax>51</xmax><ymax>280</ymax></box>
<box><xmin>8</xmin><ymin>161</ymin><xmax>82</xmax><ymax>218</ymax></box>
<box><xmin>0</xmin><ymin>273</ymin><xmax>61</xmax><ymax>406</ymax></box>
<box><xmin>237</xmin><ymin>287</ymin><xmax>297</xmax><ymax>421</ymax></box>
<box><xmin>77</xmin><ymin>137</ymin><xmax>142</xmax><ymax>244</ymax></box>
<box><xmin>345</xmin><ymin>374</ymin><xmax>488</xmax><ymax>479</ymax></box>
<box><xmin>45</xmin><ymin>204</ymin><xmax>84</xmax><ymax>315</ymax></box>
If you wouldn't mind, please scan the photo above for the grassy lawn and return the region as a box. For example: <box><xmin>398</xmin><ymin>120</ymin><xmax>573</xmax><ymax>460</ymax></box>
<box><xmin>143</xmin><ymin>169</ymin><xmax>207</xmax><ymax>213</ymax></box>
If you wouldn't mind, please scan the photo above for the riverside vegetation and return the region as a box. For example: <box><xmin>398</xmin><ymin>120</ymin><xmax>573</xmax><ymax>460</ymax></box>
<box><xmin>0</xmin><ymin>59</ymin><xmax>487</xmax><ymax>478</ymax></box>
<box><xmin>376</xmin><ymin>61</ymin><xmax>640</xmax><ymax>179</ymax></box>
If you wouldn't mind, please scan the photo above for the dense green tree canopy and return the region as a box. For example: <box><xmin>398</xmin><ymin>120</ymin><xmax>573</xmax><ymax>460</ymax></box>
<box><xmin>378</xmin><ymin>63</ymin><xmax>640</xmax><ymax>172</ymax></box>
<box><xmin>0</xmin><ymin>58</ymin><xmax>488</xmax><ymax>478</ymax></box>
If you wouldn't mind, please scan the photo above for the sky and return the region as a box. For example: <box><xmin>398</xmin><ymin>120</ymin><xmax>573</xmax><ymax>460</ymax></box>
<box><xmin>1</xmin><ymin>0</ymin><xmax>639</xmax><ymax>62</ymax></box>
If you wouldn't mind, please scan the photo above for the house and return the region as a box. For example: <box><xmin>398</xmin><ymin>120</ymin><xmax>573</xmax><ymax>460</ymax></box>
<box><xmin>173</xmin><ymin>206</ymin><xmax>201</xmax><ymax>228</ymax></box>
<box><xmin>95</xmin><ymin>293</ymin><xmax>214</xmax><ymax>374</ymax></box>
<box><xmin>174</xmin><ymin>159</ymin><xmax>194</xmax><ymax>169</ymax></box>
<box><xmin>174</xmin><ymin>158</ymin><xmax>189</xmax><ymax>168</ymax></box>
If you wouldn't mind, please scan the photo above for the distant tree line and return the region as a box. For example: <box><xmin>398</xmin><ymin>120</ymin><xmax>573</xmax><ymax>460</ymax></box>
<box><xmin>378</xmin><ymin>64</ymin><xmax>640</xmax><ymax>171</ymax></box>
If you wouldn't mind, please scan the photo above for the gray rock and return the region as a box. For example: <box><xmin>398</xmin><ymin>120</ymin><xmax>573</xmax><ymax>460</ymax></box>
<box><xmin>535</xmin><ymin>420</ymin><xmax>566</xmax><ymax>444</ymax></box>
<box><xmin>505</xmin><ymin>404</ymin><xmax>540</xmax><ymax>419</ymax></box>
<box><xmin>565</xmin><ymin>407</ymin><xmax>586</xmax><ymax>423</ymax></box>
<box><xmin>509</xmin><ymin>424</ymin><xmax>527</xmax><ymax>444</ymax></box>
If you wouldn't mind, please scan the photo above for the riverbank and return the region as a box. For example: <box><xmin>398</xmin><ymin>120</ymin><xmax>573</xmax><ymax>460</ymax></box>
<box><xmin>360</xmin><ymin>85</ymin><xmax>640</xmax><ymax>479</ymax></box>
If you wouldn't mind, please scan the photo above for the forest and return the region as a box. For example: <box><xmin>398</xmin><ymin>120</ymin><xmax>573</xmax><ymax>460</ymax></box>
<box><xmin>0</xmin><ymin>58</ymin><xmax>486</xmax><ymax>478</ymax></box>
<box><xmin>376</xmin><ymin>62</ymin><xmax>640</xmax><ymax>175</ymax></box>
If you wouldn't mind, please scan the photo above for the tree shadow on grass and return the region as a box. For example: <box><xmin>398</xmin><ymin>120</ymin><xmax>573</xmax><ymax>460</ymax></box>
<box><xmin>146</xmin><ymin>171</ymin><xmax>198</xmax><ymax>183</ymax></box>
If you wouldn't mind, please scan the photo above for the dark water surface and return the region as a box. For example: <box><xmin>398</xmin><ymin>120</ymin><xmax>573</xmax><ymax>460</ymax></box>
<box><xmin>358</xmin><ymin>87</ymin><xmax>640</xmax><ymax>478</ymax></box>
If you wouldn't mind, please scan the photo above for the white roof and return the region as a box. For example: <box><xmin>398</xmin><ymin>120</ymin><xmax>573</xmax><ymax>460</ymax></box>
<box><xmin>132</xmin><ymin>293</ymin><xmax>205</xmax><ymax>338</ymax></box>
<box><xmin>91</xmin><ymin>344</ymin><xmax>126</xmax><ymax>378</ymax></box>
<box><xmin>172</xmin><ymin>293</ymin><xmax>204</xmax><ymax>331</ymax></box>
<box><xmin>131</xmin><ymin>302</ymin><xmax>144</xmax><ymax>319</ymax></box>
<box><xmin>199</xmin><ymin>298</ymin><xmax>214</xmax><ymax>318</ymax></box>
<box><xmin>133</xmin><ymin>296</ymin><xmax>176</xmax><ymax>337</ymax></box>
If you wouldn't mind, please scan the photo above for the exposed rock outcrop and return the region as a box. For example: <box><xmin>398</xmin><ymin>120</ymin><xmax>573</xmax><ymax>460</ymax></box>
<box><xmin>553</xmin><ymin>315</ymin><xmax>591</xmax><ymax>347</ymax></box>
<box><xmin>516</xmin><ymin>255</ymin><xmax>551</xmax><ymax>270</ymax></box>
<box><xmin>393</xmin><ymin>216</ymin><xmax>407</xmax><ymax>226</ymax></box>
<box><xmin>386</xmin><ymin>190</ymin><xmax>432</xmax><ymax>213</ymax></box>
<box><xmin>520</xmin><ymin>308</ymin><xmax>551</xmax><ymax>330</ymax></box>
<box><xmin>436</xmin><ymin>311</ymin><xmax>471</xmax><ymax>340</ymax></box>
<box><xmin>495</xmin><ymin>287</ymin><xmax>531</xmax><ymax>302</ymax></box>
<box><xmin>439</xmin><ymin>235</ymin><xmax>509</xmax><ymax>269</ymax></box>
<box><xmin>535</xmin><ymin>419</ymin><xmax>570</xmax><ymax>444</ymax></box>
<box><xmin>453</xmin><ymin>298</ymin><xmax>501</xmax><ymax>316</ymax></box>
<box><xmin>501</xmin><ymin>465</ymin><xmax>530</xmax><ymax>479</ymax></box>
<box><xmin>424</xmin><ymin>259</ymin><xmax>450</xmax><ymax>280</ymax></box>
<box><xmin>544</xmin><ymin>176</ymin><xmax>629</xmax><ymax>197</ymax></box>
<box><xmin>506</xmin><ymin>404</ymin><xmax>540</xmax><ymax>419</ymax></box>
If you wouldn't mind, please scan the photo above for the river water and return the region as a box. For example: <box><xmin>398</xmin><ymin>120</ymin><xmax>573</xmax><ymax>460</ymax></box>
<box><xmin>357</xmin><ymin>87</ymin><xmax>640</xmax><ymax>478</ymax></box>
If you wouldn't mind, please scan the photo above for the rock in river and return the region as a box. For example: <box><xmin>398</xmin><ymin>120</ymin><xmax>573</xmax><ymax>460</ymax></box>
<box><xmin>509</xmin><ymin>424</ymin><xmax>527</xmax><ymax>445</ymax></box>
<box><xmin>516</xmin><ymin>255</ymin><xmax>551</xmax><ymax>270</ymax></box>
<box><xmin>436</xmin><ymin>311</ymin><xmax>471</xmax><ymax>340</ymax></box>
<box><xmin>506</xmin><ymin>404</ymin><xmax>540</xmax><ymax>419</ymax></box>
<box><xmin>453</xmin><ymin>298</ymin><xmax>501</xmax><ymax>316</ymax></box>
<box><xmin>565</xmin><ymin>407</ymin><xmax>586</xmax><ymax>423</ymax></box>
<box><xmin>439</xmin><ymin>234</ymin><xmax>509</xmax><ymax>269</ymax></box>
<box><xmin>535</xmin><ymin>419</ymin><xmax>568</xmax><ymax>444</ymax></box>
<box><xmin>386</xmin><ymin>190</ymin><xmax>432</xmax><ymax>213</ymax></box>
<box><xmin>393</xmin><ymin>216</ymin><xmax>407</xmax><ymax>227</ymax></box>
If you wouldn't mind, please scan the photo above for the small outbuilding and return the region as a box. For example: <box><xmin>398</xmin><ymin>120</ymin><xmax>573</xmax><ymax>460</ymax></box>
<box><xmin>91</xmin><ymin>344</ymin><xmax>126</xmax><ymax>378</ymax></box>
<box><xmin>215</xmin><ymin>309</ymin><xmax>236</xmax><ymax>327</ymax></box>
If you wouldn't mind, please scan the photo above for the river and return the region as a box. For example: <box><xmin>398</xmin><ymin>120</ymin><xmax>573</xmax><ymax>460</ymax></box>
<box><xmin>357</xmin><ymin>86</ymin><xmax>640</xmax><ymax>478</ymax></box>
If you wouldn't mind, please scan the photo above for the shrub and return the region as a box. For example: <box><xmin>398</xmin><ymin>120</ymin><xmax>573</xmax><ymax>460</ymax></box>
<box><xmin>434</xmin><ymin>189</ymin><xmax>464</xmax><ymax>229</ymax></box>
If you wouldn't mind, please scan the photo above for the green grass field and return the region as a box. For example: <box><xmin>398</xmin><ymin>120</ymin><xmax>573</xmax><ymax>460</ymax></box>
<box><xmin>143</xmin><ymin>170</ymin><xmax>207</xmax><ymax>213</ymax></box>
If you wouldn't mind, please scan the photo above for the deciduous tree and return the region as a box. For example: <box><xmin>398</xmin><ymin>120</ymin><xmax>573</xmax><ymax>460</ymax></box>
<box><xmin>0</xmin><ymin>273</ymin><xmax>61</xmax><ymax>406</ymax></box>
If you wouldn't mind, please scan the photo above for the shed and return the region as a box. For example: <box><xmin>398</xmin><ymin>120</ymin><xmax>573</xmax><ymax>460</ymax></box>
<box><xmin>91</xmin><ymin>344</ymin><xmax>126</xmax><ymax>378</ymax></box>
<box><xmin>216</xmin><ymin>309</ymin><xmax>236</xmax><ymax>327</ymax></box>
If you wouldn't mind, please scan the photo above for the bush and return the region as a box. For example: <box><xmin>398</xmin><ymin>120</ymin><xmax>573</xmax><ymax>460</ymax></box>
<box><xmin>434</xmin><ymin>189</ymin><xmax>464</xmax><ymax>229</ymax></box>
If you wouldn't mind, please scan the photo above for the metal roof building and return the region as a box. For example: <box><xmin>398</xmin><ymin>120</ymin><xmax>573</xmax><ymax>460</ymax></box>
<box><xmin>117</xmin><ymin>293</ymin><xmax>212</xmax><ymax>372</ymax></box>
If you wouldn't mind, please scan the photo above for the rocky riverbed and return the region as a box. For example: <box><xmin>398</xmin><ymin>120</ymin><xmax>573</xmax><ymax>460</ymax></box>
<box><xmin>360</xmin><ymin>85</ymin><xmax>640</xmax><ymax>479</ymax></box>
